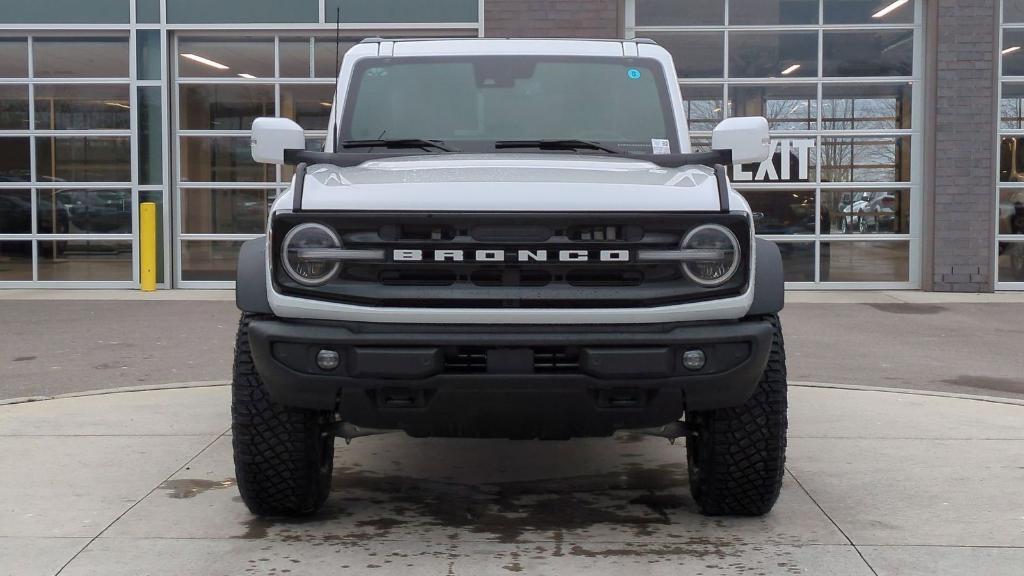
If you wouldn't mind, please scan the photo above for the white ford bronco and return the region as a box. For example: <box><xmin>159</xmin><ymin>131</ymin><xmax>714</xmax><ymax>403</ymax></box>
<box><xmin>234</xmin><ymin>38</ymin><xmax>787</xmax><ymax>518</ymax></box>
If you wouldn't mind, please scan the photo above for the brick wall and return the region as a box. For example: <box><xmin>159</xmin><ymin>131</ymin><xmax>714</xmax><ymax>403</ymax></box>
<box><xmin>484</xmin><ymin>0</ymin><xmax>621</xmax><ymax>38</ymax></box>
<box><xmin>931</xmin><ymin>0</ymin><xmax>998</xmax><ymax>291</ymax></box>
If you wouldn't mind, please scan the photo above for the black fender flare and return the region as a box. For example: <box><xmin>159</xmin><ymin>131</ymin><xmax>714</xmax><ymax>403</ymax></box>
<box><xmin>748</xmin><ymin>238</ymin><xmax>785</xmax><ymax>316</ymax></box>
<box><xmin>236</xmin><ymin>236</ymin><xmax>272</xmax><ymax>314</ymax></box>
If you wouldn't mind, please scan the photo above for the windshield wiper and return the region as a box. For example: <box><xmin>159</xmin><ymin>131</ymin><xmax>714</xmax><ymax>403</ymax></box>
<box><xmin>340</xmin><ymin>139</ymin><xmax>457</xmax><ymax>152</ymax></box>
<box><xmin>494</xmin><ymin>139</ymin><xmax>622</xmax><ymax>155</ymax></box>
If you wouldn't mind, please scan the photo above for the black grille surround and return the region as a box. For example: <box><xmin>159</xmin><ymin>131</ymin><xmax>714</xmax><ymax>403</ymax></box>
<box><xmin>271</xmin><ymin>211</ymin><xmax>752</xmax><ymax>309</ymax></box>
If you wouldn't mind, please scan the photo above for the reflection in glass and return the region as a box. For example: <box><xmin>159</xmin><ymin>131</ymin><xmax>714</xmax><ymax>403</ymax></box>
<box><xmin>821</xmin><ymin>189</ymin><xmax>910</xmax><ymax>235</ymax></box>
<box><xmin>0</xmin><ymin>38</ymin><xmax>28</xmax><ymax>78</ymax></box>
<box><xmin>36</xmin><ymin>137</ymin><xmax>131</xmax><ymax>182</ymax></box>
<box><xmin>0</xmin><ymin>137</ymin><xmax>31</xmax><ymax>181</ymax></box>
<box><xmin>822</xmin><ymin>83</ymin><xmax>912</xmax><ymax>130</ymax></box>
<box><xmin>729</xmin><ymin>0</ymin><xmax>818</xmax><ymax>25</ymax></box>
<box><xmin>734</xmin><ymin>138</ymin><xmax>816</xmax><ymax>183</ymax></box>
<box><xmin>139</xmin><ymin>87</ymin><xmax>163</xmax><ymax>185</ymax></box>
<box><xmin>820</xmin><ymin>136</ymin><xmax>911</xmax><ymax>183</ymax></box>
<box><xmin>280</xmin><ymin>38</ymin><xmax>312</xmax><ymax>78</ymax></box>
<box><xmin>37</xmin><ymin>240</ymin><xmax>132</xmax><ymax>281</ymax></box>
<box><xmin>34</xmin><ymin>84</ymin><xmax>131</xmax><ymax>130</ymax></box>
<box><xmin>820</xmin><ymin>241</ymin><xmax>909</xmax><ymax>282</ymax></box>
<box><xmin>281</xmin><ymin>85</ymin><xmax>335</xmax><ymax>131</ymax></box>
<box><xmin>729</xmin><ymin>31</ymin><xmax>817</xmax><ymax>78</ymax></box>
<box><xmin>1000</xmin><ymin>136</ymin><xmax>1024</xmax><ymax>182</ymax></box>
<box><xmin>137</xmin><ymin>30</ymin><xmax>161</xmax><ymax>81</ymax></box>
<box><xmin>635</xmin><ymin>0</ymin><xmax>724</xmax><ymax>26</ymax></box>
<box><xmin>33</xmin><ymin>37</ymin><xmax>129</xmax><ymax>78</ymax></box>
<box><xmin>181</xmin><ymin>189</ymin><xmax>274</xmax><ymax>234</ymax></box>
<box><xmin>1005</xmin><ymin>30</ymin><xmax>1024</xmax><ymax>77</ymax></box>
<box><xmin>177</xmin><ymin>37</ymin><xmax>274</xmax><ymax>78</ymax></box>
<box><xmin>0</xmin><ymin>85</ymin><xmax>29</xmax><ymax>129</ymax></box>
<box><xmin>179</xmin><ymin>136</ymin><xmax>274</xmax><ymax>183</ymax></box>
<box><xmin>679</xmin><ymin>85</ymin><xmax>723</xmax><ymax>132</ymax></box>
<box><xmin>38</xmin><ymin>189</ymin><xmax>131</xmax><ymax>234</ymax></box>
<box><xmin>998</xmin><ymin>242</ymin><xmax>1024</xmax><ymax>282</ymax></box>
<box><xmin>179</xmin><ymin>84</ymin><xmax>274</xmax><ymax>130</ymax></box>
<box><xmin>136</xmin><ymin>0</ymin><xmax>161</xmax><ymax>23</ymax></box>
<box><xmin>823</xmin><ymin>0</ymin><xmax>915</xmax><ymax>24</ymax></box>
<box><xmin>643</xmin><ymin>32</ymin><xmax>724</xmax><ymax>79</ymax></box>
<box><xmin>775</xmin><ymin>242</ymin><xmax>815</xmax><ymax>282</ymax></box>
<box><xmin>731</xmin><ymin>84</ymin><xmax>816</xmax><ymax>130</ymax></box>
<box><xmin>999</xmin><ymin>189</ymin><xmax>1024</xmax><ymax>234</ymax></box>
<box><xmin>1001</xmin><ymin>83</ymin><xmax>1024</xmax><ymax>129</ymax></box>
<box><xmin>744</xmin><ymin>189</ymin><xmax>816</xmax><ymax>234</ymax></box>
<box><xmin>823</xmin><ymin>31</ymin><xmax>914</xmax><ymax>77</ymax></box>
<box><xmin>0</xmin><ymin>242</ymin><xmax>32</xmax><ymax>281</ymax></box>
<box><xmin>0</xmin><ymin>191</ymin><xmax>32</xmax><ymax>234</ymax></box>
<box><xmin>1006</xmin><ymin>0</ymin><xmax>1024</xmax><ymax>23</ymax></box>
<box><xmin>181</xmin><ymin>240</ymin><xmax>245</xmax><ymax>281</ymax></box>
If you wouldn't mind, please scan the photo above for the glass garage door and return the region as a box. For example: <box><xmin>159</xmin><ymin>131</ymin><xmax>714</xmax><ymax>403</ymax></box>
<box><xmin>999</xmin><ymin>2</ymin><xmax>1024</xmax><ymax>289</ymax></box>
<box><xmin>627</xmin><ymin>0</ymin><xmax>924</xmax><ymax>287</ymax></box>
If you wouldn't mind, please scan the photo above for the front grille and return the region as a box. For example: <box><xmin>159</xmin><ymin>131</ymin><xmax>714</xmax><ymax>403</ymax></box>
<box><xmin>272</xmin><ymin>212</ymin><xmax>750</xmax><ymax>308</ymax></box>
<box><xmin>443</xmin><ymin>346</ymin><xmax>581</xmax><ymax>374</ymax></box>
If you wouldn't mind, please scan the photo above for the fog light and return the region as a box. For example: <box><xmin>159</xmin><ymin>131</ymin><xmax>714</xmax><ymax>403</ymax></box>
<box><xmin>316</xmin><ymin>349</ymin><xmax>340</xmax><ymax>370</ymax></box>
<box><xmin>682</xmin><ymin>349</ymin><xmax>706</xmax><ymax>371</ymax></box>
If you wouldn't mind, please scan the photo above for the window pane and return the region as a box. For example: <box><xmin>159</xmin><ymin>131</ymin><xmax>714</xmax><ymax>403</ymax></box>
<box><xmin>1001</xmin><ymin>83</ymin><xmax>1024</xmax><ymax>129</ymax></box>
<box><xmin>181</xmin><ymin>188</ymin><xmax>272</xmax><ymax>234</ymax></box>
<box><xmin>643</xmin><ymin>33</ymin><xmax>724</xmax><ymax>79</ymax></box>
<box><xmin>0</xmin><ymin>191</ymin><xmax>32</xmax><ymax>234</ymax></box>
<box><xmin>729</xmin><ymin>31</ymin><xmax>817</xmax><ymax>78</ymax></box>
<box><xmin>33</xmin><ymin>37</ymin><xmax>129</xmax><ymax>78</ymax></box>
<box><xmin>0</xmin><ymin>241</ymin><xmax>32</xmax><ymax>281</ymax></box>
<box><xmin>745</xmin><ymin>189</ymin><xmax>816</xmax><ymax>234</ymax></box>
<box><xmin>729</xmin><ymin>0</ymin><xmax>818</xmax><ymax>25</ymax></box>
<box><xmin>181</xmin><ymin>240</ymin><xmax>244</xmax><ymax>281</ymax></box>
<box><xmin>821</xmin><ymin>189</ymin><xmax>910</xmax><ymax>235</ymax></box>
<box><xmin>822</xmin><ymin>83</ymin><xmax>912</xmax><ymax>130</ymax></box>
<box><xmin>0</xmin><ymin>0</ymin><xmax>129</xmax><ymax>24</ymax></box>
<box><xmin>34</xmin><ymin>85</ymin><xmax>130</xmax><ymax>130</ymax></box>
<box><xmin>0</xmin><ymin>38</ymin><xmax>28</xmax><ymax>78</ymax></box>
<box><xmin>823</xmin><ymin>31</ymin><xmax>914</xmax><ymax>77</ymax></box>
<box><xmin>680</xmin><ymin>85</ymin><xmax>723</xmax><ymax>132</ymax></box>
<box><xmin>998</xmin><ymin>243</ymin><xmax>1024</xmax><ymax>282</ymax></box>
<box><xmin>177</xmin><ymin>38</ymin><xmax>274</xmax><ymax>78</ymax></box>
<box><xmin>821</xmin><ymin>136</ymin><xmax>911</xmax><ymax>183</ymax></box>
<box><xmin>168</xmin><ymin>0</ymin><xmax>317</xmax><ymax>23</ymax></box>
<box><xmin>39</xmin><ymin>189</ymin><xmax>131</xmax><ymax>234</ymax></box>
<box><xmin>734</xmin><ymin>137</ymin><xmax>816</xmax><ymax>183</ymax></box>
<box><xmin>137</xmin><ymin>30</ymin><xmax>161</xmax><ymax>81</ymax></box>
<box><xmin>179</xmin><ymin>136</ymin><xmax>274</xmax><ymax>183</ymax></box>
<box><xmin>36</xmin><ymin>137</ymin><xmax>131</xmax><ymax>182</ymax></box>
<box><xmin>179</xmin><ymin>84</ymin><xmax>274</xmax><ymax>130</ymax></box>
<box><xmin>731</xmin><ymin>84</ymin><xmax>817</xmax><ymax>130</ymax></box>
<box><xmin>774</xmin><ymin>242</ymin><xmax>815</xmax><ymax>282</ymax></box>
<box><xmin>136</xmin><ymin>0</ymin><xmax>161</xmax><ymax>23</ymax></box>
<box><xmin>999</xmin><ymin>189</ymin><xmax>1024</xmax><ymax>235</ymax></box>
<box><xmin>281</xmin><ymin>84</ymin><xmax>334</xmax><ymax>131</ymax></box>
<box><xmin>0</xmin><ymin>137</ymin><xmax>31</xmax><ymax>182</ymax></box>
<box><xmin>824</xmin><ymin>0</ymin><xmax>915</xmax><ymax>24</ymax></box>
<box><xmin>314</xmin><ymin>37</ymin><xmax>357</xmax><ymax>78</ymax></box>
<box><xmin>38</xmin><ymin>240</ymin><xmax>132</xmax><ymax>281</ymax></box>
<box><xmin>1000</xmin><ymin>136</ymin><xmax>1024</xmax><ymax>182</ymax></box>
<box><xmin>820</xmin><ymin>241</ymin><xmax>909</xmax><ymax>282</ymax></box>
<box><xmin>280</xmin><ymin>38</ymin><xmax>311</xmax><ymax>78</ymax></box>
<box><xmin>635</xmin><ymin>0</ymin><xmax>724</xmax><ymax>25</ymax></box>
<box><xmin>1004</xmin><ymin>30</ymin><xmax>1024</xmax><ymax>77</ymax></box>
<box><xmin>139</xmin><ymin>87</ymin><xmax>163</xmax><ymax>185</ymax></box>
<box><xmin>326</xmin><ymin>0</ymin><xmax>479</xmax><ymax>24</ymax></box>
<box><xmin>0</xmin><ymin>85</ymin><xmax>29</xmax><ymax>130</ymax></box>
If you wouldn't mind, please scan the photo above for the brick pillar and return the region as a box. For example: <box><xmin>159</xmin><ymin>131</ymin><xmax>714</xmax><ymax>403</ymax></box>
<box><xmin>484</xmin><ymin>0</ymin><xmax>622</xmax><ymax>39</ymax></box>
<box><xmin>929</xmin><ymin>0</ymin><xmax>999</xmax><ymax>291</ymax></box>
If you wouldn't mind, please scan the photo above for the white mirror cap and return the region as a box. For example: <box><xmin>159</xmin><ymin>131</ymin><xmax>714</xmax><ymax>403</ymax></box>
<box><xmin>711</xmin><ymin>116</ymin><xmax>771</xmax><ymax>165</ymax></box>
<box><xmin>251</xmin><ymin>117</ymin><xmax>305</xmax><ymax>164</ymax></box>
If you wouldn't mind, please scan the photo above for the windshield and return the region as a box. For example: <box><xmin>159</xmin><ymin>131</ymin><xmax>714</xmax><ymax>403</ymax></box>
<box><xmin>339</xmin><ymin>56</ymin><xmax>679</xmax><ymax>154</ymax></box>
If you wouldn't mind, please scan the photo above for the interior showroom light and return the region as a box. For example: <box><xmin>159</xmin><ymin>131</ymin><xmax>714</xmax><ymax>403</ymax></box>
<box><xmin>781</xmin><ymin>64</ymin><xmax>801</xmax><ymax>75</ymax></box>
<box><xmin>181</xmin><ymin>53</ymin><xmax>229</xmax><ymax>70</ymax></box>
<box><xmin>1003</xmin><ymin>46</ymin><xmax>1022</xmax><ymax>55</ymax></box>
<box><xmin>872</xmin><ymin>0</ymin><xmax>910</xmax><ymax>18</ymax></box>
<box><xmin>237</xmin><ymin>73</ymin><xmax>257</xmax><ymax>79</ymax></box>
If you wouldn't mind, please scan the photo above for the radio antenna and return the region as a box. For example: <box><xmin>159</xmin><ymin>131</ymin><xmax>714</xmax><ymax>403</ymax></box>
<box><xmin>333</xmin><ymin>6</ymin><xmax>341</xmax><ymax>151</ymax></box>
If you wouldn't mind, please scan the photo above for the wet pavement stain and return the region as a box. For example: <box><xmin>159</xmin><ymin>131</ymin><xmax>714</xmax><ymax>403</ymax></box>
<box><xmin>864</xmin><ymin>303</ymin><xmax>947</xmax><ymax>315</ymax></box>
<box><xmin>160</xmin><ymin>478</ymin><xmax>236</xmax><ymax>499</ymax></box>
<box><xmin>940</xmin><ymin>374</ymin><xmax>1024</xmax><ymax>394</ymax></box>
<box><xmin>12</xmin><ymin>356</ymin><xmax>36</xmax><ymax>362</ymax></box>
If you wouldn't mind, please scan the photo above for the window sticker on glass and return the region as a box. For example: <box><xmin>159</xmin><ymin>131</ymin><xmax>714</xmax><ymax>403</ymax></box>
<box><xmin>651</xmin><ymin>138</ymin><xmax>671</xmax><ymax>155</ymax></box>
<box><xmin>627</xmin><ymin>68</ymin><xmax>641</xmax><ymax>80</ymax></box>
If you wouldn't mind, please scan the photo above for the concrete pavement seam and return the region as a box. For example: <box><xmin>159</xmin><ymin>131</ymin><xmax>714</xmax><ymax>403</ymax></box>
<box><xmin>791</xmin><ymin>381</ymin><xmax>1024</xmax><ymax>407</ymax></box>
<box><xmin>0</xmin><ymin>381</ymin><xmax>230</xmax><ymax>406</ymax></box>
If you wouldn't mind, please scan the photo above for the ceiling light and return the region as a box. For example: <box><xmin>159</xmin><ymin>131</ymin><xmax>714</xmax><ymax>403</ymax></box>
<box><xmin>104</xmin><ymin>102</ymin><xmax>130</xmax><ymax>109</ymax></box>
<box><xmin>872</xmin><ymin>0</ymin><xmax>910</xmax><ymax>19</ymax></box>
<box><xmin>1004</xmin><ymin>46</ymin><xmax>1022</xmax><ymax>55</ymax></box>
<box><xmin>237</xmin><ymin>73</ymin><xmax>257</xmax><ymax>79</ymax></box>
<box><xmin>781</xmin><ymin>64</ymin><xmax>801</xmax><ymax>75</ymax></box>
<box><xmin>181</xmin><ymin>53</ymin><xmax>229</xmax><ymax>70</ymax></box>
<box><xmin>320</xmin><ymin>101</ymin><xmax>333</xmax><ymax>108</ymax></box>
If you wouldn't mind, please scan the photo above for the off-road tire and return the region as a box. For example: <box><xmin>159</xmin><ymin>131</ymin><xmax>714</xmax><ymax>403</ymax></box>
<box><xmin>685</xmin><ymin>314</ymin><xmax>788</xmax><ymax>516</ymax></box>
<box><xmin>232</xmin><ymin>313</ymin><xmax>336</xmax><ymax>516</ymax></box>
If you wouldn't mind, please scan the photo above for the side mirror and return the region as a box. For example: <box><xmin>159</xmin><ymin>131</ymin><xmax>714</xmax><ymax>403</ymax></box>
<box><xmin>711</xmin><ymin>116</ymin><xmax>771</xmax><ymax>165</ymax></box>
<box><xmin>251</xmin><ymin>117</ymin><xmax>305</xmax><ymax>164</ymax></box>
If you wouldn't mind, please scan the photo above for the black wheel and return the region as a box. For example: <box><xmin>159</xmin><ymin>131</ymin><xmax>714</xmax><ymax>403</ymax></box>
<box><xmin>685</xmin><ymin>314</ymin><xmax>788</xmax><ymax>516</ymax></box>
<box><xmin>232</xmin><ymin>313</ymin><xmax>336</xmax><ymax>516</ymax></box>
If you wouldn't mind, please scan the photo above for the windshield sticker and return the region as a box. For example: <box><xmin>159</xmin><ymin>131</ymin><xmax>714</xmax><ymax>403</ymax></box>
<box><xmin>651</xmin><ymin>138</ymin><xmax>671</xmax><ymax>155</ymax></box>
<box><xmin>627</xmin><ymin>68</ymin><xmax>641</xmax><ymax>80</ymax></box>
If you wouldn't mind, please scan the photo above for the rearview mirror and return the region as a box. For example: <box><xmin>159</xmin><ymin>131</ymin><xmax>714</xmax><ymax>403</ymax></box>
<box><xmin>711</xmin><ymin>117</ymin><xmax>771</xmax><ymax>165</ymax></box>
<box><xmin>251</xmin><ymin>117</ymin><xmax>305</xmax><ymax>164</ymax></box>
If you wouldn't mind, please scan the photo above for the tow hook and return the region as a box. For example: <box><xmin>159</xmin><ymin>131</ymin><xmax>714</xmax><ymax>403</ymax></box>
<box><xmin>334</xmin><ymin>422</ymin><xmax>394</xmax><ymax>444</ymax></box>
<box><xmin>635</xmin><ymin>421</ymin><xmax>689</xmax><ymax>444</ymax></box>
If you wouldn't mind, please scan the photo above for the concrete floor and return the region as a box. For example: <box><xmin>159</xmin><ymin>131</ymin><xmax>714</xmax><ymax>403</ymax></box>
<box><xmin>1</xmin><ymin>385</ymin><xmax>1022</xmax><ymax>576</ymax></box>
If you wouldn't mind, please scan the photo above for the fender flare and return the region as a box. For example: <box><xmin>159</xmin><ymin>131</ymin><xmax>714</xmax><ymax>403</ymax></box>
<box><xmin>236</xmin><ymin>236</ymin><xmax>272</xmax><ymax>314</ymax></box>
<box><xmin>748</xmin><ymin>237</ymin><xmax>785</xmax><ymax>316</ymax></box>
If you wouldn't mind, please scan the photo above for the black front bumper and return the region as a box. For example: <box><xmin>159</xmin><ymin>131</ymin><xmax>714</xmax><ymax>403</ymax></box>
<box><xmin>247</xmin><ymin>318</ymin><xmax>774</xmax><ymax>439</ymax></box>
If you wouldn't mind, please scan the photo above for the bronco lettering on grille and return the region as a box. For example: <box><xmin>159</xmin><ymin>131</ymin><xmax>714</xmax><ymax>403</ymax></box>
<box><xmin>392</xmin><ymin>249</ymin><xmax>632</xmax><ymax>263</ymax></box>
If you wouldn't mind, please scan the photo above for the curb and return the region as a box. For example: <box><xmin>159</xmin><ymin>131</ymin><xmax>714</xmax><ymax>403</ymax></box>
<box><xmin>0</xmin><ymin>380</ymin><xmax>230</xmax><ymax>407</ymax></box>
<box><xmin>791</xmin><ymin>381</ymin><xmax>1024</xmax><ymax>407</ymax></box>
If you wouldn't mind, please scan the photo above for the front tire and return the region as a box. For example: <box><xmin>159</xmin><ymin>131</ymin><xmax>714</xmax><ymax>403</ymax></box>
<box><xmin>232</xmin><ymin>313</ymin><xmax>336</xmax><ymax>516</ymax></box>
<box><xmin>685</xmin><ymin>315</ymin><xmax>788</xmax><ymax>516</ymax></box>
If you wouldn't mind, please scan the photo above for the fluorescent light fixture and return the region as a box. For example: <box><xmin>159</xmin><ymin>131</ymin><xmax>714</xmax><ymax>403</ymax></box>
<box><xmin>104</xmin><ymin>101</ymin><xmax>130</xmax><ymax>109</ymax></box>
<box><xmin>1003</xmin><ymin>46</ymin><xmax>1022</xmax><ymax>55</ymax></box>
<box><xmin>181</xmin><ymin>53</ymin><xmax>229</xmax><ymax>70</ymax></box>
<box><xmin>237</xmin><ymin>73</ymin><xmax>257</xmax><ymax>79</ymax></box>
<box><xmin>320</xmin><ymin>101</ymin><xmax>333</xmax><ymax>108</ymax></box>
<box><xmin>872</xmin><ymin>0</ymin><xmax>910</xmax><ymax>19</ymax></box>
<box><xmin>781</xmin><ymin>64</ymin><xmax>801</xmax><ymax>75</ymax></box>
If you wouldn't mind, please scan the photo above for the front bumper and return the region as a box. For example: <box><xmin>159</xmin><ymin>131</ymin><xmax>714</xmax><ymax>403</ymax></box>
<box><xmin>247</xmin><ymin>318</ymin><xmax>774</xmax><ymax>439</ymax></box>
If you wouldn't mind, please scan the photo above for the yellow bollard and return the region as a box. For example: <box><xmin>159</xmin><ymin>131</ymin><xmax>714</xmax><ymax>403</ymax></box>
<box><xmin>140</xmin><ymin>202</ymin><xmax>157</xmax><ymax>292</ymax></box>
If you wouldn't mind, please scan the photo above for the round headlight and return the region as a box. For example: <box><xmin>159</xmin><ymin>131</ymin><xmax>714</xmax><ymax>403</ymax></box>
<box><xmin>281</xmin><ymin>223</ymin><xmax>341</xmax><ymax>286</ymax></box>
<box><xmin>682</xmin><ymin>224</ymin><xmax>741</xmax><ymax>287</ymax></box>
